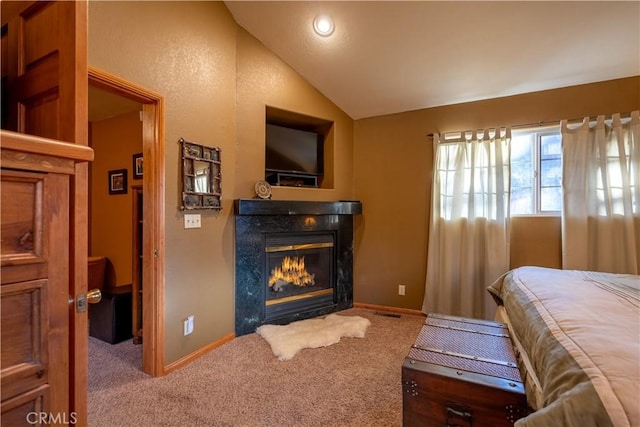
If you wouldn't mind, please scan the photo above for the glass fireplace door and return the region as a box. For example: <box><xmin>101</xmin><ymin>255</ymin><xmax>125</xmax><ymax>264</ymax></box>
<box><xmin>264</xmin><ymin>232</ymin><xmax>336</xmax><ymax>321</ymax></box>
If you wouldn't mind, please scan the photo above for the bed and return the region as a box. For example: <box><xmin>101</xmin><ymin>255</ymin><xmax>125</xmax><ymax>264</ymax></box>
<box><xmin>487</xmin><ymin>266</ymin><xmax>640</xmax><ymax>427</ymax></box>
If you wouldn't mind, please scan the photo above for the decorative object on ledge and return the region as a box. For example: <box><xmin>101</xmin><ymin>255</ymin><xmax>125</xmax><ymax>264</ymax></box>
<box><xmin>254</xmin><ymin>180</ymin><xmax>272</xmax><ymax>199</ymax></box>
<box><xmin>108</xmin><ymin>169</ymin><xmax>128</xmax><ymax>195</ymax></box>
<box><xmin>132</xmin><ymin>153</ymin><xmax>143</xmax><ymax>179</ymax></box>
<box><xmin>179</xmin><ymin>138</ymin><xmax>222</xmax><ymax>210</ymax></box>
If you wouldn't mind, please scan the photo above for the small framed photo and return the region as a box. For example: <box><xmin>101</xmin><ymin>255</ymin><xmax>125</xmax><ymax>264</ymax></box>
<box><xmin>133</xmin><ymin>153</ymin><xmax>143</xmax><ymax>179</ymax></box>
<box><xmin>109</xmin><ymin>169</ymin><xmax>128</xmax><ymax>195</ymax></box>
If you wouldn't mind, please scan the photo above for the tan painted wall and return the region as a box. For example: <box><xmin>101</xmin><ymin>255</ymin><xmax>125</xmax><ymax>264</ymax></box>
<box><xmin>509</xmin><ymin>216</ymin><xmax>561</xmax><ymax>269</ymax></box>
<box><xmin>89</xmin><ymin>1</ymin><xmax>238</xmax><ymax>364</ymax></box>
<box><xmin>353</xmin><ymin>76</ymin><xmax>640</xmax><ymax>310</ymax></box>
<box><xmin>235</xmin><ymin>28</ymin><xmax>353</xmax><ymax>201</ymax></box>
<box><xmin>90</xmin><ymin>111</ymin><xmax>143</xmax><ymax>288</ymax></box>
<box><xmin>88</xmin><ymin>2</ymin><xmax>355</xmax><ymax>365</ymax></box>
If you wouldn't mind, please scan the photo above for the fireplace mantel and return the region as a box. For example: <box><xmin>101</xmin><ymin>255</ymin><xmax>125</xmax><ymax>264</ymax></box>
<box><xmin>234</xmin><ymin>199</ymin><xmax>362</xmax><ymax>216</ymax></box>
<box><xmin>234</xmin><ymin>199</ymin><xmax>362</xmax><ymax>336</ymax></box>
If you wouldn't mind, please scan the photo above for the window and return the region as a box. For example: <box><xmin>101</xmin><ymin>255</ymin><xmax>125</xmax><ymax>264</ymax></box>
<box><xmin>435</xmin><ymin>131</ymin><xmax>511</xmax><ymax>221</ymax></box>
<box><xmin>510</xmin><ymin>127</ymin><xmax>563</xmax><ymax>215</ymax></box>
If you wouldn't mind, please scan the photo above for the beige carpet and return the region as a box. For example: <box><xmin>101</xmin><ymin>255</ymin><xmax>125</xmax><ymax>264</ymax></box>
<box><xmin>88</xmin><ymin>308</ymin><xmax>424</xmax><ymax>427</ymax></box>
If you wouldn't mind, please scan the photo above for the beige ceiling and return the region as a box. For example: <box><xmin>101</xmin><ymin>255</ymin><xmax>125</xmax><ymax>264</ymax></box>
<box><xmin>88</xmin><ymin>85</ymin><xmax>142</xmax><ymax>123</ymax></box>
<box><xmin>225</xmin><ymin>1</ymin><xmax>640</xmax><ymax>120</ymax></box>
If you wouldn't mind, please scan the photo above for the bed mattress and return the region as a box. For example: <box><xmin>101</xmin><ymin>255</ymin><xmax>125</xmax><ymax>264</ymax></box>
<box><xmin>488</xmin><ymin>266</ymin><xmax>640</xmax><ymax>427</ymax></box>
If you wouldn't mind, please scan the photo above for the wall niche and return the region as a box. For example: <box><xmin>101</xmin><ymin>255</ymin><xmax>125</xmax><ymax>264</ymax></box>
<box><xmin>265</xmin><ymin>106</ymin><xmax>333</xmax><ymax>188</ymax></box>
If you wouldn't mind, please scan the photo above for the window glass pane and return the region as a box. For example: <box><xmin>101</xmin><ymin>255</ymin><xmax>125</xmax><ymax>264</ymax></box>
<box><xmin>510</xmin><ymin>134</ymin><xmax>534</xmax><ymax>215</ymax></box>
<box><xmin>540</xmin><ymin>134</ymin><xmax>562</xmax><ymax>158</ymax></box>
<box><xmin>511</xmin><ymin>186</ymin><xmax>534</xmax><ymax>215</ymax></box>
<box><xmin>540</xmin><ymin>134</ymin><xmax>562</xmax><ymax>212</ymax></box>
<box><xmin>540</xmin><ymin>158</ymin><xmax>562</xmax><ymax>187</ymax></box>
<box><xmin>540</xmin><ymin>186</ymin><xmax>562</xmax><ymax>211</ymax></box>
<box><xmin>509</xmin><ymin>129</ymin><xmax>563</xmax><ymax>215</ymax></box>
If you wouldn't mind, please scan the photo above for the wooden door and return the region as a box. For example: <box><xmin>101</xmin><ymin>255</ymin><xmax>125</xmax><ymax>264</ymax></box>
<box><xmin>1</xmin><ymin>169</ymin><xmax>70</xmax><ymax>425</ymax></box>
<box><xmin>1</xmin><ymin>1</ymin><xmax>89</xmax><ymax>425</ymax></box>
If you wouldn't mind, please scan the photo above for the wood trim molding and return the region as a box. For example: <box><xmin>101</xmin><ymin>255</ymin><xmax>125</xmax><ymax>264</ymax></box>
<box><xmin>143</xmin><ymin>100</ymin><xmax>167</xmax><ymax>377</ymax></box>
<box><xmin>163</xmin><ymin>333</ymin><xmax>235</xmax><ymax>375</ymax></box>
<box><xmin>88</xmin><ymin>66</ymin><xmax>164</xmax><ymax>103</ymax></box>
<box><xmin>88</xmin><ymin>66</ymin><xmax>166</xmax><ymax>377</ymax></box>
<box><xmin>353</xmin><ymin>302</ymin><xmax>426</xmax><ymax>317</ymax></box>
<box><xmin>0</xmin><ymin>130</ymin><xmax>93</xmax><ymax>163</ymax></box>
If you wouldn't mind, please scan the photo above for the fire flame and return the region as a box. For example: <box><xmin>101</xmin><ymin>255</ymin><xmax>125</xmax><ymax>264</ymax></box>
<box><xmin>269</xmin><ymin>256</ymin><xmax>315</xmax><ymax>288</ymax></box>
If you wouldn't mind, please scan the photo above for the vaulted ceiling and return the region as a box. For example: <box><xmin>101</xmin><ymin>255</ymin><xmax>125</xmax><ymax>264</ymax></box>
<box><xmin>225</xmin><ymin>1</ymin><xmax>640</xmax><ymax>120</ymax></box>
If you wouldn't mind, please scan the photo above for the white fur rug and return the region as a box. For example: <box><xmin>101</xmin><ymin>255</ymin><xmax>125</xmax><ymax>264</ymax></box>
<box><xmin>256</xmin><ymin>314</ymin><xmax>371</xmax><ymax>361</ymax></box>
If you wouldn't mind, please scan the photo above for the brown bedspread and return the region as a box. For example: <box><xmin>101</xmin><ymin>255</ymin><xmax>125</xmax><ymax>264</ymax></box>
<box><xmin>488</xmin><ymin>266</ymin><xmax>640</xmax><ymax>427</ymax></box>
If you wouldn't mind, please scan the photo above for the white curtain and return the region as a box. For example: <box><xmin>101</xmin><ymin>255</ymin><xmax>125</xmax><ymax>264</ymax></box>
<box><xmin>422</xmin><ymin>129</ymin><xmax>511</xmax><ymax>320</ymax></box>
<box><xmin>561</xmin><ymin>111</ymin><xmax>640</xmax><ymax>274</ymax></box>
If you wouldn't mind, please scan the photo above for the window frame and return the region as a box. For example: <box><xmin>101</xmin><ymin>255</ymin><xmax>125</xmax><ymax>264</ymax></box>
<box><xmin>510</xmin><ymin>125</ymin><xmax>562</xmax><ymax>217</ymax></box>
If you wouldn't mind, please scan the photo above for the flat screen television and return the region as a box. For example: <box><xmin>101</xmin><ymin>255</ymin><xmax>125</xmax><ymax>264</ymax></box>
<box><xmin>265</xmin><ymin>124</ymin><xmax>323</xmax><ymax>176</ymax></box>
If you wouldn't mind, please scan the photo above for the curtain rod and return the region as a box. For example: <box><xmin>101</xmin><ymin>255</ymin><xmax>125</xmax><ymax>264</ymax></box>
<box><xmin>426</xmin><ymin>112</ymin><xmax>634</xmax><ymax>138</ymax></box>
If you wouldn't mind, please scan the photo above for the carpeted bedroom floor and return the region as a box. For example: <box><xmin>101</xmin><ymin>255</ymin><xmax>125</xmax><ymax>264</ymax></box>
<box><xmin>88</xmin><ymin>308</ymin><xmax>425</xmax><ymax>427</ymax></box>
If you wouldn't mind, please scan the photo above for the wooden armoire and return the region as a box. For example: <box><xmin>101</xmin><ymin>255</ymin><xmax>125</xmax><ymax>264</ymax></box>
<box><xmin>1</xmin><ymin>1</ymin><xmax>92</xmax><ymax>425</ymax></box>
<box><xmin>1</xmin><ymin>131</ymin><xmax>92</xmax><ymax>425</ymax></box>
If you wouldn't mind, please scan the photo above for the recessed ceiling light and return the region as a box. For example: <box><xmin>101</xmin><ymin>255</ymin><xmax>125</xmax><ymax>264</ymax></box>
<box><xmin>313</xmin><ymin>15</ymin><xmax>335</xmax><ymax>37</ymax></box>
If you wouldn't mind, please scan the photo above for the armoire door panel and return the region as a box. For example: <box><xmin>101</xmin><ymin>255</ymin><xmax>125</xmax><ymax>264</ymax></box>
<box><xmin>0</xmin><ymin>279</ymin><xmax>48</xmax><ymax>401</ymax></box>
<box><xmin>24</xmin><ymin>92</ymin><xmax>60</xmax><ymax>138</ymax></box>
<box><xmin>0</xmin><ymin>172</ymin><xmax>44</xmax><ymax>265</ymax></box>
<box><xmin>17</xmin><ymin>54</ymin><xmax>59</xmax><ymax>102</ymax></box>
<box><xmin>22</xmin><ymin>3</ymin><xmax>59</xmax><ymax>66</ymax></box>
<box><xmin>2</xmin><ymin>1</ymin><xmax>69</xmax><ymax>140</ymax></box>
<box><xmin>1</xmin><ymin>384</ymin><xmax>49</xmax><ymax>427</ymax></box>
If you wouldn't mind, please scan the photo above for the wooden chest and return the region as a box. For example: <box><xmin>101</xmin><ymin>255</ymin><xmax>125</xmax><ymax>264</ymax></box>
<box><xmin>402</xmin><ymin>313</ymin><xmax>527</xmax><ymax>427</ymax></box>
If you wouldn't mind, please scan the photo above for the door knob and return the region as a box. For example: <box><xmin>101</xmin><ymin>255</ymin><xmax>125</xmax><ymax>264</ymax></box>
<box><xmin>75</xmin><ymin>289</ymin><xmax>102</xmax><ymax>313</ymax></box>
<box><xmin>87</xmin><ymin>288</ymin><xmax>102</xmax><ymax>304</ymax></box>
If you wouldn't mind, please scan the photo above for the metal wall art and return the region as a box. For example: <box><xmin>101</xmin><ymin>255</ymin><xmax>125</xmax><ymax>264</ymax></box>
<box><xmin>179</xmin><ymin>138</ymin><xmax>222</xmax><ymax>210</ymax></box>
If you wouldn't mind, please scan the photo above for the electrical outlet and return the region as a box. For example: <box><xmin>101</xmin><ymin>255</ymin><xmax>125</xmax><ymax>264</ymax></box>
<box><xmin>183</xmin><ymin>315</ymin><xmax>194</xmax><ymax>335</ymax></box>
<box><xmin>184</xmin><ymin>214</ymin><xmax>201</xmax><ymax>229</ymax></box>
<box><xmin>398</xmin><ymin>285</ymin><xmax>406</xmax><ymax>296</ymax></box>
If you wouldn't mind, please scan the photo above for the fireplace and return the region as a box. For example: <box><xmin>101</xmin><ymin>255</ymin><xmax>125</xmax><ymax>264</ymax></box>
<box><xmin>265</xmin><ymin>232</ymin><xmax>335</xmax><ymax>321</ymax></box>
<box><xmin>234</xmin><ymin>199</ymin><xmax>362</xmax><ymax>336</ymax></box>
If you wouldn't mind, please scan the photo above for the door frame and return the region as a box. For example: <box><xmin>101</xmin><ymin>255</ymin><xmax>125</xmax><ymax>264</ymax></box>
<box><xmin>88</xmin><ymin>66</ymin><xmax>166</xmax><ymax>376</ymax></box>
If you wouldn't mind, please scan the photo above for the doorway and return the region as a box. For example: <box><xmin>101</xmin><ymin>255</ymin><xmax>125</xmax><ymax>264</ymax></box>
<box><xmin>88</xmin><ymin>67</ymin><xmax>166</xmax><ymax>376</ymax></box>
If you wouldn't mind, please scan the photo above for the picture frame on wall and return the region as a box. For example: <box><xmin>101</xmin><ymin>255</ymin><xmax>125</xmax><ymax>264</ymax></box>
<box><xmin>109</xmin><ymin>169</ymin><xmax>128</xmax><ymax>195</ymax></box>
<box><xmin>133</xmin><ymin>153</ymin><xmax>143</xmax><ymax>179</ymax></box>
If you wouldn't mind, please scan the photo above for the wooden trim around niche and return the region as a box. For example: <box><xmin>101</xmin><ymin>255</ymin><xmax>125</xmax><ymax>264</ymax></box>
<box><xmin>88</xmin><ymin>66</ymin><xmax>166</xmax><ymax>376</ymax></box>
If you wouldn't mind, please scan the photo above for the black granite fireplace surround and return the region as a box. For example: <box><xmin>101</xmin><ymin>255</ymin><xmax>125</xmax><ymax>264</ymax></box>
<box><xmin>234</xmin><ymin>199</ymin><xmax>362</xmax><ymax>336</ymax></box>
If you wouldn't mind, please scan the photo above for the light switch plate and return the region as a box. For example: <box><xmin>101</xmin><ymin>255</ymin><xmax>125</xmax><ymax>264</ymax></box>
<box><xmin>184</xmin><ymin>214</ymin><xmax>201</xmax><ymax>229</ymax></box>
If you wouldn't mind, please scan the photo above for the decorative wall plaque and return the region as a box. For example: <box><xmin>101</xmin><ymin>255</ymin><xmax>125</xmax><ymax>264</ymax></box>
<box><xmin>179</xmin><ymin>138</ymin><xmax>222</xmax><ymax>210</ymax></box>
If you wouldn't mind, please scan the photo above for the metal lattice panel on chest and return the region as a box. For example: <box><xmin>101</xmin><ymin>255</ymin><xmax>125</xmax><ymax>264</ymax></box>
<box><xmin>409</xmin><ymin>314</ymin><xmax>522</xmax><ymax>383</ymax></box>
